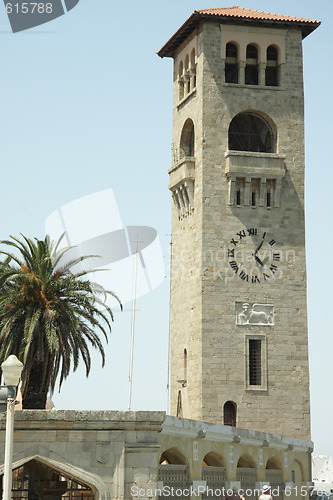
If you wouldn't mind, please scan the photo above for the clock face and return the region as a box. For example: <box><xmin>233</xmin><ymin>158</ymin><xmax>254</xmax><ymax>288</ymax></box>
<box><xmin>227</xmin><ymin>228</ymin><xmax>280</xmax><ymax>284</ymax></box>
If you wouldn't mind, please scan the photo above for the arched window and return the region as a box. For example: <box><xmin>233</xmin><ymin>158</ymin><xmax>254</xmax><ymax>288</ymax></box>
<box><xmin>178</xmin><ymin>60</ymin><xmax>184</xmax><ymax>79</ymax></box>
<box><xmin>190</xmin><ymin>48</ymin><xmax>196</xmax><ymax>89</ymax></box>
<box><xmin>180</xmin><ymin>119</ymin><xmax>195</xmax><ymax>158</ymax></box>
<box><xmin>178</xmin><ymin>61</ymin><xmax>184</xmax><ymax>100</ymax></box>
<box><xmin>228</xmin><ymin>112</ymin><xmax>274</xmax><ymax>153</ymax></box>
<box><xmin>8</xmin><ymin>460</ymin><xmax>94</xmax><ymax>499</ymax></box>
<box><xmin>190</xmin><ymin>49</ymin><xmax>196</xmax><ymax>69</ymax></box>
<box><xmin>184</xmin><ymin>55</ymin><xmax>190</xmax><ymax>94</ymax></box>
<box><xmin>225</xmin><ymin>42</ymin><xmax>238</xmax><ymax>83</ymax></box>
<box><xmin>266</xmin><ymin>45</ymin><xmax>279</xmax><ymax>86</ymax></box>
<box><xmin>245</xmin><ymin>44</ymin><xmax>258</xmax><ymax>85</ymax></box>
<box><xmin>223</xmin><ymin>401</ymin><xmax>237</xmax><ymax>426</ymax></box>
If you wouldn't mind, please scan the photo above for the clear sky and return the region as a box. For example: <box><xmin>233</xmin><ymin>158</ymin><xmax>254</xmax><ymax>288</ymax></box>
<box><xmin>0</xmin><ymin>0</ymin><xmax>331</xmax><ymax>456</ymax></box>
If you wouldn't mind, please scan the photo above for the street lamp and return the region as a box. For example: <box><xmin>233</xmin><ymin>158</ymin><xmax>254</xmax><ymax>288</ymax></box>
<box><xmin>1</xmin><ymin>355</ymin><xmax>23</xmax><ymax>500</ymax></box>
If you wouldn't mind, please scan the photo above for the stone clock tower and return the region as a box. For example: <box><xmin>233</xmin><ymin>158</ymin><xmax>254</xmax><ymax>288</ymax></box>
<box><xmin>158</xmin><ymin>7</ymin><xmax>320</xmax><ymax>440</ymax></box>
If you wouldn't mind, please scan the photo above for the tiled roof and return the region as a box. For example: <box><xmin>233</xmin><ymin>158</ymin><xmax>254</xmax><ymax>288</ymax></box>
<box><xmin>195</xmin><ymin>6</ymin><xmax>319</xmax><ymax>24</ymax></box>
<box><xmin>158</xmin><ymin>6</ymin><xmax>320</xmax><ymax>58</ymax></box>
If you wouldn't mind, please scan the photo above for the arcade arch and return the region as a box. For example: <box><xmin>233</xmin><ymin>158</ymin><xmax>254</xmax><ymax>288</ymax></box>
<box><xmin>237</xmin><ymin>455</ymin><xmax>256</xmax><ymax>500</ymax></box>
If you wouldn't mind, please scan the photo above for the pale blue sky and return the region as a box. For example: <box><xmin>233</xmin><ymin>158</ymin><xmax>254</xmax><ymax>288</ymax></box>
<box><xmin>0</xmin><ymin>0</ymin><xmax>331</xmax><ymax>455</ymax></box>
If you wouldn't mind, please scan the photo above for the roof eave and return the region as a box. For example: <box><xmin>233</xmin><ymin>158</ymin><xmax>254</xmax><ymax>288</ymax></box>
<box><xmin>157</xmin><ymin>12</ymin><xmax>201</xmax><ymax>59</ymax></box>
<box><xmin>157</xmin><ymin>13</ymin><xmax>321</xmax><ymax>59</ymax></box>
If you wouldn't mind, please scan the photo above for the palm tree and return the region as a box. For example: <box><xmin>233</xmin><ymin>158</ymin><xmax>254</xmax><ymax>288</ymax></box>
<box><xmin>0</xmin><ymin>234</ymin><xmax>121</xmax><ymax>409</ymax></box>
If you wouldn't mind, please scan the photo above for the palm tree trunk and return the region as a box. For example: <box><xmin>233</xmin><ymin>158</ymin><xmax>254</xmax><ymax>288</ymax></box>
<box><xmin>21</xmin><ymin>362</ymin><xmax>48</xmax><ymax>409</ymax></box>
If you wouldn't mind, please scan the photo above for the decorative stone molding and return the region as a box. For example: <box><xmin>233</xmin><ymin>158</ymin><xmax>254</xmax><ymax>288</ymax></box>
<box><xmin>225</xmin><ymin>150</ymin><xmax>285</xmax><ymax>208</ymax></box>
<box><xmin>169</xmin><ymin>157</ymin><xmax>195</xmax><ymax>218</ymax></box>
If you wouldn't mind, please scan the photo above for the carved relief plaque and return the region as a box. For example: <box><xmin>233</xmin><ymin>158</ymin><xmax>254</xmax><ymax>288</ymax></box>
<box><xmin>236</xmin><ymin>302</ymin><xmax>274</xmax><ymax>326</ymax></box>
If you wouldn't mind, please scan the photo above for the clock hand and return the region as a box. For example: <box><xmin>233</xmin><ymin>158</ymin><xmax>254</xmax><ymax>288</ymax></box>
<box><xmin>262</xmin><ymin>256</ymin><xmax>269</xmax><ymax>266</ymax></box>
<box><xmin>254</xmin><ymin>240</ymin><xmax>264</xmax><ymax>254</ymax></box>
<box><xmin>255</xmin><ymin>255</ymin><xmax>264</xmax><ymax>266</ymax></box>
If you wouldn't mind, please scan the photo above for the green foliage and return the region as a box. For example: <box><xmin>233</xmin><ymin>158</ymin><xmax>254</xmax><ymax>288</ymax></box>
<box><xmin>0</xmin><ymin>234</ymin><xmax>121</xmax><ymax>408</ymax></box>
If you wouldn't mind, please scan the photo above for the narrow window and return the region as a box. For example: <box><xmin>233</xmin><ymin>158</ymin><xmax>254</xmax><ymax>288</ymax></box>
<box><xmin>189</xmin><ymin>126</ymin><xmax>194</xmax><ymax>156</ymax></box>
<box><xmin>176</xmin><ymin>390</ymin><xmax>182</xmax><ymax>417</ymax></box>
<box><xmin>249</xmin><ymin>339</ymin><xmax>261</xmax><ymax>385</ymax></box>
<box><xmin>251</xmin><ymin>179</ymin><xmax>260</xmax><ymax>207</ymax></box>
<box><xmin>178</xmin><ymin>61</ymin><xmax>184</xmax><ymax>100</ymax></box>
<box><xmin>190</xmin><ymin>48</ymin><xmax>196</xmax><ymax>89</ymax></box>
<box><xmin>225</xmin><ymin>42</ymin><xmax>238</xmax><ymax>83</ymax></box>
<box><xmin>184</xmin><ymin>348</ymin><xmax>187</xmax><ymax>381</ymax></box>
<box><xmin>267</xmin><ymin>191</ymin><xmax>271</xmax><ymax>207</ymax></box>
<box><xmin>245</xmin><ymin>44</ymin><xmax>258</xmax><ymax>85</ymax></box>
<box><xmin>266</xmin><ymin>179</ymin><xmax>275</xmax><ymax>208</ymax></box>
<box><xmin>291</xmin><ymin>470</ymin><xmax>296</xmax><ymax>483</ymax></box>
<box><xmin>266</xmin><ymin>45</ymin><xmax>279</xmax><ymax>86</ymax></box>
<box><xmin>224</xmin><ymin>401</ymin><xmax>237</xmax><ymax>426</ymax></box>
<box><xmin>184</xmin><ymin>54</ymin><xmax>190</xmax><ymax>94</ymax></box>
<box><xmin>235</xmin><ymin>178</ymin><xmax>245</xmax><ymax>206</ymax></box>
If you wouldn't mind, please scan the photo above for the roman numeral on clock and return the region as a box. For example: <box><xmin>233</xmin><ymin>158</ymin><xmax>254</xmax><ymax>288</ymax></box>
<box><xmin>239</xmin><ymin>271</ymin><xmax>249</xmax><ymax>281</ymax></box>
<box><xmin>270</xmin><ymin>264</ymin><xmax>278</xmax><ymax>274</ymax></box>
<box><xmin>228</xmin><ymin>249</ymin><xmax>235</xmax><ymax>258</ymax></box>
<box><xmin>252</xmin><ymin>276</ymin><xmax>260</xmax><ymax>284</ymax></box>
<box><xmin>247</xmin><ymin>228</ymin><xmax>257</xmax><ymax>236</ymax></box>
<box><xmin>229</xmin><ymin>261</ymin><xmax>238</xmax><ymax>273</ymax></box>
<box><xmin>237</xmin><ymin>230</ymin><xmax>246</xmax><ymax>239</ymax></box>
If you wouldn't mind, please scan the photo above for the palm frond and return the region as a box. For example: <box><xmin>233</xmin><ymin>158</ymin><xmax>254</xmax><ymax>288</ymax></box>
<box><xmin>0</xmin><ymin>233</ymin><xmax>122</xmax><ymax>408</ymax></box>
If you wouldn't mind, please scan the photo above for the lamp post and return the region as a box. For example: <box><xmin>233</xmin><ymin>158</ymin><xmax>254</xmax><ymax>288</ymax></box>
<box><xmin>1</xmin><ymin>355</ymin><xmax>23</xmax><ymax>500</ymax></box>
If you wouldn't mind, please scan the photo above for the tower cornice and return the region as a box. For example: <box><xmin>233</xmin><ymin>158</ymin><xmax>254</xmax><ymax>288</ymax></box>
<box><xmin>157</xmin><ymin>6</ymin><xmax>320</xmax><ymax>58</ymax></box>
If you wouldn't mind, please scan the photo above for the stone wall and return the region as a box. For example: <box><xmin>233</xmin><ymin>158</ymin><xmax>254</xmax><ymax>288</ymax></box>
<box><xmin>0</xmin><ymin>411</ymin><xmax>313</xmax><ymax>500</ymax></box>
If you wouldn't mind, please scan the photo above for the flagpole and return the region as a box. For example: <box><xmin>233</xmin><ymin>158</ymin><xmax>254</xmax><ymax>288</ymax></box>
<box><xmin>128</xmin><ymin>236</ymin><xmax>139</xmax><ymax>411</ymax></box>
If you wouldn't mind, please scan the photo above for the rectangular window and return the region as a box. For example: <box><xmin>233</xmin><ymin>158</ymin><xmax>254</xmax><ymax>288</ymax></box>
<box><xmin>245</xmin><ymin>65</ymin><xmax>258</xmax><ymax>85</ymax></box>
<box><xmin>245</xmin><ymin>335</ymin><xmax>267</xmax><ymax>391</ymax></box>
<box><xmin>249</xmin><ymin>339</ymin><xmax>261</xmax><ymax>385</ymax></box>
<box><xmin>251</xmin><ymin>178</ymin><xmax>260</xmax><ymax>208</ymax></box>
<box><xmin>267</xmin><ymin>191</ymin><xmax>271</xmax><ymax>207</ymax></box>
<box><xmin>266</xmin><ymin>179</ymin><xmax>275</xmax><ymax>208</ymax></box>
<box><xmin>225</xmin><ymin>63</ymin><xmax>238</xmax><ymax>84</ymax></box>
<box><xmin>265</xmin><ymin>66</ymin><xmax>278</xmax><ymax>86</ymax></box>
<box><xmin>235</xmin><ymin>178</ymin><xmax>245</xmax><ymax>206</ymax></box>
